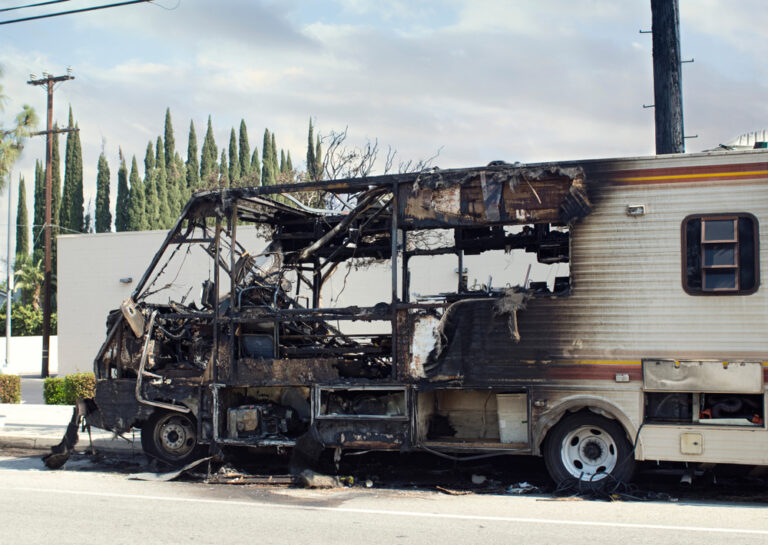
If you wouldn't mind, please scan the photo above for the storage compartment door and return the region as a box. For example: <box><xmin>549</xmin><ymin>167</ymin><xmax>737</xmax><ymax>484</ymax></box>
<box><xmin>497</xmin><ymin>393</ymin><xmax>529</xmax><ymax>444</ymax></box>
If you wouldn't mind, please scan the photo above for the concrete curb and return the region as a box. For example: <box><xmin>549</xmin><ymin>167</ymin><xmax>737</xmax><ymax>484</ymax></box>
<box><xmin>0</xmin><ymin>403</ymin><xmax>139</xmax><ymax>454</ymax></box>
<box><xmin>0</xmin><ymin>433</ymin><xmax>139</xmax><ymax>453</ymax></box>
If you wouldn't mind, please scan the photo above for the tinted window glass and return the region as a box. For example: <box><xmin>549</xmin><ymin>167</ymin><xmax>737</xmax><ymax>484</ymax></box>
<box><xmin>703</xmin><ymin>244</ymin><xmax>735</xmax><ymax>267</ymax></box>
<box><xmin>703</xmin><ymin>270</ymin><xmax>737</xmax><ymax>290</ymax></box>
<box><xmin>703</xmin><ymin>219</ymin><xmax>736</xmax><ymax>241</ymax></box>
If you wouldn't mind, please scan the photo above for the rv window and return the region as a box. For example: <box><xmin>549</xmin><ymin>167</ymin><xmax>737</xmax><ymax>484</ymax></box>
<box><xmin>682</xmin><ymin>214</ymin><xmax>759</xmax><ymax>295</ymax></box>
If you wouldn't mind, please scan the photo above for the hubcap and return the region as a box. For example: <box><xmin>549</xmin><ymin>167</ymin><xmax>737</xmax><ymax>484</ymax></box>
<box><xmin>155</xmin><ymin>414</ymin><xmax>196</xmax><ymax>459</ymax></box>
<box><xmin>559</xmin><ymin>425</ymin><xmax>617</xmax><ymax>481</ymax></box>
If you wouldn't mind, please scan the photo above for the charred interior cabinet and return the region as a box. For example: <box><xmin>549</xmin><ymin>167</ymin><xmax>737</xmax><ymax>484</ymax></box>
<box><xmin>642</xmin><ymin>360</ymin><xmax>765</xmax><ymax>428</ymax></box>
<box><xmin>417</xmin><ymin>389</ymin><xmax>530</xmax><ymax>449</ymax></box>
<box><xmin>216</xmin><ymin>385</ymin><xmax>311</xmax><ymax>446</ymax></box>
<box><xmin>313</xmin><ymin>386</ymin><xmax>409</xmax><ymax>448</ymax></box>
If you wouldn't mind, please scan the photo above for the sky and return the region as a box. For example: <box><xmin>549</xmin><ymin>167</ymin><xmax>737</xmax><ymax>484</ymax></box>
<box><xmin>0</xmin><ymin>0</ymin><xmax>766</xmax><ymax>258</ymax></box>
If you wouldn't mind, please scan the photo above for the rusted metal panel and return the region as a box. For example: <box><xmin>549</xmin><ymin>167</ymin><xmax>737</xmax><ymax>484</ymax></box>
<box><xmin>234</xmin><ymin>358</ymin><xmax>340</xmax><ymax>385</ymax></box>
<box><xmin>401</xmin><ymin>170</ymin><xmax>584</xmax><ymax>228</ymax></box>
<box><xmin>315</xmin><ymin>420</ymin><xmax>407</xmax><ymax>448</ymax></box>
<box><xmin>643</xmin><ymin>360</ymin><xmax>764</xmax><ymax>393</ymax></box>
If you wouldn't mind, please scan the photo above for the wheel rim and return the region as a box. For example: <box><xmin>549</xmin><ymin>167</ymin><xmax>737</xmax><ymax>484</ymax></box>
<box><xmin>559</xmin><ymin>424</ymin><xmax>618</xmax><ymax>481</ymax></box>
<box><xmin>153</xmin><ymin>413</ymin><xmax>197</xmax><ymax>460</ymax></box>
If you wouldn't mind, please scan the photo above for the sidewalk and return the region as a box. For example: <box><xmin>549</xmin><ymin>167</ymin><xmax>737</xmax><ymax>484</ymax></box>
<box><xmin>0</xmin><ymin>376</ymin><xmax>137</xmax><ymax>454</ymax></box>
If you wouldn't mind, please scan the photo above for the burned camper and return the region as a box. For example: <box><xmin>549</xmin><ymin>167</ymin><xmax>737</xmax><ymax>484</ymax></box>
<box><xmin>54</xmin><ymin>149</ymin><xmax>768</xmax><ymax>487</ymax></box>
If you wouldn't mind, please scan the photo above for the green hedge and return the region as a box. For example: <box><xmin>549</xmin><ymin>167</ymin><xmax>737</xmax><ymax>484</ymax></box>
<box><xmin>0</xmin><ymin>374</ymin><xmax>21</xmax><ymax>404</ymax></box>
<box><xmin>44</xmin><ymin>373</ymin><xmax>96</xmax><ymax>405</ymax></box>
<box><xmin>43</xmin><ymin>377</ymin><xmax>67</xmax><ymax>405</ymax></box>
<box><xmin>64</xmin><ymin>372</ymin><xmax>96</xmax><ymax>404</ymax></box>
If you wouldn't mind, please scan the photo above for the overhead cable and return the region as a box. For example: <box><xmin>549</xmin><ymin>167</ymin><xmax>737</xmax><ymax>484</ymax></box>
<box><xmin>0</xmin><ymin>0</ymin><xmax>70</xmax><ymax>13</ymax></box>
<box><xmin>0</xmin><ymin>0</ymin><xmax>151</xmax><ymax>25</ymax></box>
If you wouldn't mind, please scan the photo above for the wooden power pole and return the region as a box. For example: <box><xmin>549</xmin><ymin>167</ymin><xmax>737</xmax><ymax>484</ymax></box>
<box><xmin>27</xmin><ymin>72</ymin><xmax>74</xmax><ymax>378</ymax></box>
<box><xmin>651</xmin><ymin>0</ymin><xmax>685</xmax><ymax>154</ymax></box>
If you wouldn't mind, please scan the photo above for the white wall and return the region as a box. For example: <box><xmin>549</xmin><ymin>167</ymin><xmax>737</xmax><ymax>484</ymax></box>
<box><xmin>58</xmin><ymin>228</ymin><xmax>266</xmax><ymax>375</ymax></box>
<box><xmin>58</xmin><ymin>230</ymin><xmax>169</xmax><ymax>375</ymax></box>
<box><xmin>0</xmin><ymin>336</ymin><xmax>58</xmax><ymax>376</ymax></box>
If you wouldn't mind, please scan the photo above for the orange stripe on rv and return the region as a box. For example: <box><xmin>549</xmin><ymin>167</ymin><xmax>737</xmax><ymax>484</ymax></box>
<box><xmin>605</xmin><ymin>161</ymin><xmax>768</xmax><ymax>185</ymax></box>
<box><xmin>616</xmin><ymin>170</ymin><xmax>768</xmax><ymax>183</ymax></box>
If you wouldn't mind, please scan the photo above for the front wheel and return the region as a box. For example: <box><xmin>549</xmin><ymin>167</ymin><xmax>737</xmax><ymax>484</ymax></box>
<box><xmin>141</xmin><ymin>410</ymin><xmax>204</xmax><ymax>466</ymax></box>
<box><xmin>543</xmin><ymin>412</ymin><xmax>635</xmax><ymax>489</ymax></box>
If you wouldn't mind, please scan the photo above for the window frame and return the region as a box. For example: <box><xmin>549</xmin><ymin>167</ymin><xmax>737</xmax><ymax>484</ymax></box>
<box><xmin>681</xmin><ymin>212</ymin><xmax>760</xmax><ymax>296</ymax></box>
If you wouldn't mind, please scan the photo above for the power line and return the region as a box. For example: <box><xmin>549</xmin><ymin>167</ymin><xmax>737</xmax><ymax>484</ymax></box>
<box><xmin>0</xmin><ymin>0</ymin><xmax>151</xmax><ymax>25</ymax></box>
<box><xmin>0</xmin><ymin>1</ymin><xmax>70</xmax><ymax>14</ymax></box>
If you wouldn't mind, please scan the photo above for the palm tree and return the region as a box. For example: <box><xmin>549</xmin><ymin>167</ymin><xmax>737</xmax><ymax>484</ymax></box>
<box><xmin>14</xmin><ymin>257</ymin><xmax>44</xmax><ymax>310</ymax></box>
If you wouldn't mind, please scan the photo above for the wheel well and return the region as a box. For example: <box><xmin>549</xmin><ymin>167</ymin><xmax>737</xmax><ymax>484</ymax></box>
<box><xmin>534</xmin><ymin>402</ymin><xmax>637</xmax><ymax>457</ymax></box>
<box><xmin>138</xmin><ymin>404</ymin><xmax>195</xmax><ymax>429</ymax></box>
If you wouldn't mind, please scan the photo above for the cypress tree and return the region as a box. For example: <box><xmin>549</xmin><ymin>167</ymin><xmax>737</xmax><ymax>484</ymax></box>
<box><xmin>144</xmin><ymin>140</ymin><xmax>155</xmax><ymax>173</ymax></box>
<box><xmin>219</xmin><ymin>149</ymin><xmax>228</xmax><ymax>187</ymax></box>
<box><xmin>58</xmin><ymin>107</ymin><xmax>83</xmax><ymax>233</ymax></box>
<box><xmin>15</xmin><ymin>176</ymin><xmax>29</xmax><ymax>262</ymax></box>
<box><xmin>60</xmin><ymin>107</ymin><xmax>75</xmax><ymax>232</ymax></box>
<box><xmin>173</xmin><ymin>153</ymin><xmax>186</xmax><ymax>211</ymax></box>
<box><xmin>271</xmin><ymin>132</ymin><xmax>278</xmax><ymax>177</ymax></box>
<box><xmin>250</xmin><ymin>147</ymin><xmax>261</xmax><ymax>186</ymax></box>
<box><xmin>95</xmin><ymin>152</ymin><xmax>112</xmax><ymax>232</ymax></box>
<box><xmin>315</xmin><ymin>136</ymin><xmax>322</xmax><ymax>180</ymax></box>
<box><xmin>186</xmin><ymin>120</ymin><xmax>199</xmax><ymax>198</ymax></box>
<box><xmin>280</xmin><ymin>149</ymin><xmax>286</xmax><ymax>173</ymax></box>
<box><xmin>84</xmin><ymin>199</ymin><xmax>93</xmax><ymax>233</ymax></box>
<box><xmin>200</xmin><ymin>115</ymin><xmax>217</xmax><ymax>184</ymax></box>
<box><xmin>262</xmin><ymin>129</ymin><xmax>274</xmax><ymax>185</ymax></box>
<box><xmin>164</xmin><ymin>109</ymin><xmax>183</xmax><ymax>216</ymax></box>
<box><xmin>50</xmin><ymin>126</ymin><xmax>61</xmax><ymax>232</ymax></box>
<box><xmin>32</xmin><ymin>160</ymin><xmax>44</xmax><ymax>260</ymax></box>
<box><xmin>163</xmin><ymin>107</ymin><xmax>175</xmax><ymax>170</ymax></box>
<box><xmin>127</xmin><ymin>155</ymin><xmax>146</xmax><ymax>231</ymax></box>
<box><xmin>286</xmin><ymin>151</ymin><xmax>293</xmax><ymax>173</ymax></box>
<box><xmin>144</xmin><ymin>142</ymin><xmax>159</xmax><ymax>229</ymax></box>
<box><xmin>71</xmin><ymin>122</ymin><xmax>84</xmax><ymax>231</ymax></box>
<box><xmin>228</xmin><ymin>128</ymin><xmax>239</xmax><ymax>186</ymax></box>
<box><xmin>306</xmin><ymin>118</ymin><xmax>316</xmax><ymax>181</ymax></box>
<box><xmin>238</xmin><ymin>120</ymin><xmax>250</xmax><ymax>179</ymax></box>
<box><xmin>155</xmin><ymin>137</ymin><xmax>172</xmax><ymax>228</ymax></box>
<box><xmin>115</xmin><ymin>149</ymin><xmax>130</xmax><ymax>231</ymax></box>
<box><xmin>165</xmin><ymin>154</ymin><xmax>180</xmax><ymax>219</ymax></box>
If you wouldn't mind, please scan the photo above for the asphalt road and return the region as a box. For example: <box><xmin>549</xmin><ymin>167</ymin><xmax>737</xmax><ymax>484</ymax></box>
<box><xmin>1</xmin><ymin>453</ymin><xmax>768</xmax><ymax>545</ymax></box>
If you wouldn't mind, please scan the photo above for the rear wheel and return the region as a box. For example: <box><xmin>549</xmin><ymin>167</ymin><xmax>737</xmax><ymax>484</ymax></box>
<box><xmin>543</xmin><ymin>412</ymin><xmax>634</xmax><ymax>489</ymax></box>
<box><xmin>141</xmin><ymin>410</ymin><xmax>203</xmax><ymax>466</ymax></box>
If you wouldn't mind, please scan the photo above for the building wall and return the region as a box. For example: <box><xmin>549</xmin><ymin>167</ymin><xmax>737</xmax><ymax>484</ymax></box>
<box><xmin>0</xmin><ymin>336</ymin><xmax>58</xmax><ymax>375</ymax></box>
<box><xmin>58</xmin><ymin>230</ymin><xmax>169</xmax><ymax>375</ymax></box>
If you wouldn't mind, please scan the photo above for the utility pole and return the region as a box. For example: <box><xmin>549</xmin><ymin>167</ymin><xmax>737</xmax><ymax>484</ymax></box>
<box><xmin>27</xmin><ymin>72</ymin><xmax>74</xmax><ymax>378</ymax></box>
<box><xmin>4</xmin><ymin>171</ymin><xmax>11</xmax><ymax>373</ymax></box>
<box><xmin>651</xmin><ymin>0</ymin><xmax>685</xmax><ymax>154</ymax></box>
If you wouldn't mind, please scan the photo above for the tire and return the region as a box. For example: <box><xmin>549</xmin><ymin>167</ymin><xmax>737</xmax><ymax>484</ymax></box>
<box><xmin>141</xmin><ymin>410</ymin><xmax>204</xmax><ymax>466</ymax></box>
<box><xmin>543</xmin><ymin>411</ymin><xmax>635</xmax><ymax>488</ymax></box>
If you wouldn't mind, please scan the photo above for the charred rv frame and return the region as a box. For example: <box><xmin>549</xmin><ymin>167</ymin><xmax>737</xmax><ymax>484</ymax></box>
<box><xmin>68</xmin><ymin>151</ymin><xmax>768</xmax><ymax>486</ymax></box>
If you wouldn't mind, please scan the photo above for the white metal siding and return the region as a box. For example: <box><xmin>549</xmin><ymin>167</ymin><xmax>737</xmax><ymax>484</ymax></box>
<box><xmin>516</xmin><ymin>159</ymin><xmax>768</xmax><ymax>361</ymax></box>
